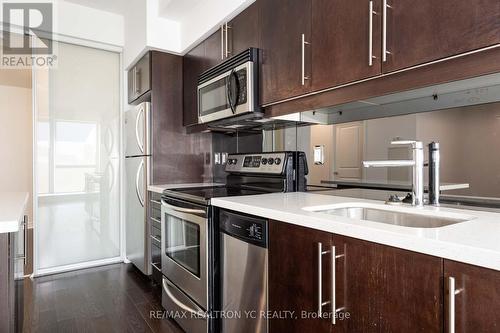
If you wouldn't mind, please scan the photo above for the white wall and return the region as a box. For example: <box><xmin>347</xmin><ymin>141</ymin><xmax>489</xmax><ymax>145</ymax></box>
<box><xmin>0</xmin><ymin>70</ymin><xmax>33</xmax><ymax>222</ymax></box>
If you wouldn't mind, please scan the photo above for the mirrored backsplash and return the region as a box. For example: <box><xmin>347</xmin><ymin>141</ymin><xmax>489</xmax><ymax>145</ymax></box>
<box><xmin>263</xmin><ymin>101</ymin><xmax>500</xmax><ymax>201</ymax></box>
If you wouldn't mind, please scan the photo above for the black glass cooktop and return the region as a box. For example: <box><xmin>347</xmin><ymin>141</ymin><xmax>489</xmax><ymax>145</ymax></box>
<box><xmin>168</xmin><ymin>186</ymin><xmax>267</xmax><ymax>200</ymax></box>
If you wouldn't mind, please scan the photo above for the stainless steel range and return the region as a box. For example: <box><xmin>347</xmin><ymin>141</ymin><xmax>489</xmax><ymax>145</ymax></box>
<box><xmin>160</xmin><ymin>151</ymin><xmax>308</xmax><ymax>333</ymax></box>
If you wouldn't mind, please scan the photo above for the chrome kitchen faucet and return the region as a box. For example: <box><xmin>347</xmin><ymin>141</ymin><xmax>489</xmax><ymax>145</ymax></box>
<box><xmin>363</xmin><ymin>140</ymin><xmax>425</xmax><ymax>207</ymax></box>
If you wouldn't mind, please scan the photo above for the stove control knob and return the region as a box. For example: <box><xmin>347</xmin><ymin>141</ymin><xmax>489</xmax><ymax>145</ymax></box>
<box><xmin>232</xmin><ymin>159</ymin><xmax>238</xmax><ymax>165</ymax></box>
<box><xmin>274</xmin><ymin>158</ymin><xmax>281</xmax><ymax>165</ymax></box>
<box><xmin>267</xmin><ymin>158</ymin><xmax>274</xmax><ymax>165</ymax></box>
<box><xmin>261</xmin><ymin>158</ymin><xmax>267</xmax><ymax>165</ymax></box>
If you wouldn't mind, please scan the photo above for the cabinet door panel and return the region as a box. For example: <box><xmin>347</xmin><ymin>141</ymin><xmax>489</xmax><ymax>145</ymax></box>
<box><xmin>333</xmin><ymin>235</ymin><xmax>442</xmax><ymax>332</ymax></box>
<box><xmin>136</xmin><ymin>52</ymin><xmax>151</xmax><ymax>97</ymax></box>
<box><xmin>127</xmin><ymin>67</ymin><xmax>136</xmax><ymax>103</ymax></box>
<box><xmin>204</xmin><ymin>30</ymin><xmax>223</xmax><ymax>69</ymax></box>
<box><xmin>377</xmin><ymin>242</ymin><xmax>443</xmax><ymax>332</ymax></box>
<box><xmin>384</xmin><ymin>0</ymin><xmax>500</xmax><ymax>72</ymax></box>
<box><xmin>332</xmin><ymin>235</ymin><xmax>379</xmax><ymax>332</ymax></box>
<box><xmin>444</xmin><ymin>260</ymin><xmax>500</xmax><ymax>332</ymax></box>
<box><xmin>183</xmin><ymin>43</ymin><xmax>205</xmax><ymax>126</ymax></box>
<box><xmin>312</xmin><ymin>0</ymin><xmax>382</xmax><ymax>91</ymax></box>
<box><xmin>260</xmin><ymin>0</ymin><xmax>312</xmax><ymax>105</ymax></box>
<box><xmin>269</xmin><ymin>221</ymin><xmax>332</xmax><ymax>333</ymax></box>
<box><xmin>228</xmin><ymin>2</ymin><xmax>260</xmax><ymax>57</ymax></box>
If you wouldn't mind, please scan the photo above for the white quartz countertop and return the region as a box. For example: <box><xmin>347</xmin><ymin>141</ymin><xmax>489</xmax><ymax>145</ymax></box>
<box><xmin>211</xmin><ymin>192</ymin><xmax>500</xmax><ymax>271</ymax></box>
<box><xmin>0</xmin><ymin>192</ymin><xmax>28</xmax><ymax>233</ymax></box>
<box><xmin>148</xmin><ymin>183</ymin><xmax>224</xmax><ymax>193</ymax></box>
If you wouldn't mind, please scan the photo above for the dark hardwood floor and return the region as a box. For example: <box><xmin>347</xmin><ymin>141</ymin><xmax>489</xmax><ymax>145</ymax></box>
<box><xmin>22</xmin><ymin>263</ymin><xmax>183</xmax><ymax>333</ymax></box>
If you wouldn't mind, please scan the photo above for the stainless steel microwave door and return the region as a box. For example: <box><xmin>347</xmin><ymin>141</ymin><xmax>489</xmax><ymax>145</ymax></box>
<box><xmin>125</xmin><ymin>156</ymin><xmax>150</xmax><ymax>275</ymax></box>
<box><xmin>125</xmin><ymin>102</ymin><xmax>150</xmax><ymax>157</ymax></box>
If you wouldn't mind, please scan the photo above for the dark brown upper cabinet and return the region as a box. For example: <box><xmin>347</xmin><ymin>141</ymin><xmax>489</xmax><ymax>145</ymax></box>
<box><xmin>204</xmin><ymin>30</ymin><xmax>224</xmax><ymax>69</ymax></box>
<box><xmin>183</xmin><ymin>43</ymin><xmax>205</xmax><ymax>127</ymax></box>
<box><xmin>227</xmin><ymin>2</ymin><xmax>260</xmax><ymax>57</ymax></box>
<box><xmin>382</xmin><ymin>0</ymin><xmax>500</xmax><ymax>73</ymax></box>
<box><xmin>259</xmin><ymin>0</ymin><xmax>312</xmax><ymax>105</ymax></box>
<box><xmin>311</xmin><ymin>0</ymin><xmax>382</xmax><ymax>91</ymax></box>
<box><xmin>128</xmin><ymin>52</ymin><xmax>151</xmax><ymax>104</ymax></box>
<box><xmin>444</xmin><ymin>260</ymin><xmax>500</xmax><ymax>332</ymax></box>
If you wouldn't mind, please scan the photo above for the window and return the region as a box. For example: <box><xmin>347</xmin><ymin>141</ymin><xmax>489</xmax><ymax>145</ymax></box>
<box><xmin>37</xmin><ymin>120</ymin><xmax>99</xmax><ymax>194</ymax></box>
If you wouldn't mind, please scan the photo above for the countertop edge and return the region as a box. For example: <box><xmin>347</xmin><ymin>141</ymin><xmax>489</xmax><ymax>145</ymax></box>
<box><xmin>0</xmin><ymin>192</ymin><xmax>29</xmax><ymax>234</ymax></box>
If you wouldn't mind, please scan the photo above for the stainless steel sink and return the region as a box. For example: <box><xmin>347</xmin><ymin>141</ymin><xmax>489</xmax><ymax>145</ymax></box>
<box><xmin>316</xmin><ymin>206</ymin><xmax>470</xmax><ymax>228</ymax></box>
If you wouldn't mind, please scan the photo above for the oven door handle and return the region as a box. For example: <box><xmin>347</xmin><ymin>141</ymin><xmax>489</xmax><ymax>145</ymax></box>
<box><xmin>162</xmin><ymin>278</ymin><xmax>207</xmax><ymax>319</ymax></box>
<box><xmin>161</xmin><ymin>199</ymin><xmax>206</xmax><ymax>215</ymax></box>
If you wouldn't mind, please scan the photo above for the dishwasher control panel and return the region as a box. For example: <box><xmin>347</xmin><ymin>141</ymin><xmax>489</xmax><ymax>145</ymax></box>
<box><xmin>219</xmin><ymin>209</ymin><xmax>268</xmax><ymax>248</ymax></box>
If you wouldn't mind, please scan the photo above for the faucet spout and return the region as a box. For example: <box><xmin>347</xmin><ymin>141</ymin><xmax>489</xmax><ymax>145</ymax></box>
<box><xmin>362</xmin><ymin>140</ymin><xmax>424</xmax><ymax>207</ymax></box>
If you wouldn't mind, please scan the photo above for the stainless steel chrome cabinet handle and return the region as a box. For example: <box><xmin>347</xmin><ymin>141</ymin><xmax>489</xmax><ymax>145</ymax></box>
<box><xmin>151</xmin><ymin>262</ymin><xmax>161</xmax><ymax>272</ymax></box>
<box><xmin>225</xmin><ymin>23</ymin><xmax>231</xmax><ymax>58</ymax></box>
<box><xmin>160</xmin><ymin>199</ymin><xmax>206</xmax><ymax>215</ymax></box>
<box><xmin>133</xmin><ymin>67</ymin><xmax>137</xmax><ymax>95</ymax></box>
<box><xmin>135</xmin><ymin>160</ymin><xmax>145</xmax><ymax>207</ymax></box>
<box><xmin>150</xmin><ymin>217</ymin><xmax>161</xmax><ymax>224</ymax></box>
<box><xmin>163</xmin><ymin>278</ymin><xmax>207</xmax><ymax>318</ymax></box>
<box><xmin>368</xmin><ymin>1</ymin><xmax>377</xmax><ymax>66</ymax></box>
<box><xmin>23</xmin><ymin>215</ymin><xmax>27</xmax><ymax>265</ymax></box>
<box><xmin>448</xmin><ymin>276</ymin><xmax>463</xmax><ymax>333</ymax></box>
<box><xmin>382</xmin><ymin>0</ymin><xmax>392</xmax><ymax>62</ymax></box>
<box><xmin>221</xmin><ymin>25</ymin><xmax>225</xmax><ymax>60</ymax></box>
<box><xmin>134</xmin><ymin>67</ymin><xmax>141</xmax><ymax>94</ymax></box>
<box><xmin>317</xmin><ymin>242</ymin><xmax>331</xmax><ymax>317</ymax></box>
<box><xmin>301</xmin><ymin>33</ymin><xmax>310</xmax><ymax>85</ymax></box>
<box><xmin>331</xmin><ymin>246</ymin><xmax>345</xmax><ymax>325</ymax></box>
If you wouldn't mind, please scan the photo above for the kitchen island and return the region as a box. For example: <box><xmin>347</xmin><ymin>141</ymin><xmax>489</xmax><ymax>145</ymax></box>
<box><xmin>0</xmin><ymin>192</ymin><xmax>28</xmax><ymax>333</ymax></box>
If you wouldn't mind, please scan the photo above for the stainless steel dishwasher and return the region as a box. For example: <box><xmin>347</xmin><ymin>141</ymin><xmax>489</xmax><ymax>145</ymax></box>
<box><xmin>219</xmin><ymin>209</ymin><xmax>268</xmax><ymax>333</ymax></box>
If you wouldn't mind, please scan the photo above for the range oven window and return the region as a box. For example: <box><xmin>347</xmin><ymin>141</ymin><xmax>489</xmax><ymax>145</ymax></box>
<box><xmin>164</xmin><ymin>213</ymin><xmax>201</xmax><ymax>277</ymax></box>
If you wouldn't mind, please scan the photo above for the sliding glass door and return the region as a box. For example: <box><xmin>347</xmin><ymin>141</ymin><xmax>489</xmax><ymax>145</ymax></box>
<box><xmin>34</xmin><ymin>41</ymin><xmax>121</xmax><ymax>274</ymax></box>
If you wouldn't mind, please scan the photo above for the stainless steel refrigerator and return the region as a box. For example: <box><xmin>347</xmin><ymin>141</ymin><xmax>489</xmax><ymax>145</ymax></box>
<box><xmin>125</xmin><ymin>102</ymin><xmax>151</xmax><ymax>275</ymax></box>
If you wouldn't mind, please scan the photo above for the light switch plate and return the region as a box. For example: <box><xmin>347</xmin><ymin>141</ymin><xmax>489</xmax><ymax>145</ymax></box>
<box><xmin>314</xmin><ymin>145</ymin><xmax>325</xmax><ymax>165</ymax></box>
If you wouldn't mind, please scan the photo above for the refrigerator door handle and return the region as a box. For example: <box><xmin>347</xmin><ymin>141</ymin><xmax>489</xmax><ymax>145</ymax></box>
<box><xmin>135</xmin><ymin>159</ymin><xmax>145</xmax><ymax>207</ymax></box>
<box><xmin>135</xmin><ymin>106</ymin><xmax>145</xmax><ymax>154</ymax></box>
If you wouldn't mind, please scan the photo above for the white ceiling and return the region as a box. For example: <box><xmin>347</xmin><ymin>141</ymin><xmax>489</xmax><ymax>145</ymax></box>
<box><xmin>63</xmin><ymin>0</ymin><xmax>128</xmax><ymax>15</ymax></box>
<box><xmin>64</xmin><ymin>0</ymin><xmax>206</xmax><ymax>21</ymax></box>
<box><xmin>157</xmin><ymin>0</ymin><xmax>205</xmax><ymax>20</ymax></box>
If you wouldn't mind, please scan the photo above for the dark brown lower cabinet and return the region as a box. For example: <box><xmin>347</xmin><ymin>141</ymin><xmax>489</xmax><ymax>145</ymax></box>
<box><xmin>269</xmin><ymin>221</ymin><xmax>333</xmax><ymax>333</ymax></box>
<box><xmin>269</xmin><ymin>220</ymin><xmax>443</xmax><ymax>333</ymax></box>
<box><xmin>444</xmin><ymin>260</ymin><xmax>500</xmax><ymax>332</ymax></box>
<box><xmin>333</xmin><ymin>235</ymin><xmax>443</xmax><ymax>333</ymax></box>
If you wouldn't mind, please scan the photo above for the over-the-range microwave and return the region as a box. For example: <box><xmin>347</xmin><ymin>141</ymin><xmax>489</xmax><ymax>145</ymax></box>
<box><xmin>197</xmin><ymin>47</ymin><xmax>261</xmax><ymax>124</ymax></box>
